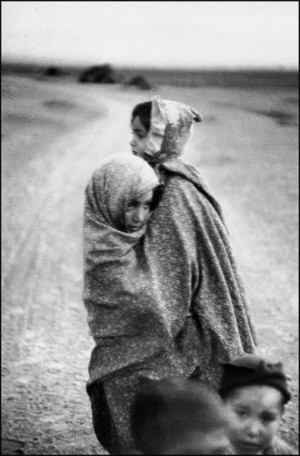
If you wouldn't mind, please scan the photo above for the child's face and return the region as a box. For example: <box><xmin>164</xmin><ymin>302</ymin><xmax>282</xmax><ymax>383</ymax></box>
<box><xmin>224</xmin><ymin>385</ymin><xmax>283</xmax><ymax>455</ymax></box>
<box><xmin>130</xmin><ymin>116</ymin><xmax>149</xmax><ymax>158</ymax></box>
<box><xmin>124</xmin><ymin>189</ymin><xmax>153</xmax><ymax>232</ymax></box>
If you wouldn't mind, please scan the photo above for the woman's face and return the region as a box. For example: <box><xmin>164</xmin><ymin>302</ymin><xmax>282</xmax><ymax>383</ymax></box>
<box><xmin>130</xmin><ymin>116</ymin><xmax>149</xmax><ymax>158</ymax></box>
<box><xmin>124</xmin><ymin>189</ymin><xmax>154</xmax><ymax>232</ymax></box>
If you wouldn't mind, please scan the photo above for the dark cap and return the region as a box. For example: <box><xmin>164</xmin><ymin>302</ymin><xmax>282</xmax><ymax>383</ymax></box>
<box><xmin>219</xmin><ymin>354</ymin><xmax>291</xmax><ymax>404</ymax></box>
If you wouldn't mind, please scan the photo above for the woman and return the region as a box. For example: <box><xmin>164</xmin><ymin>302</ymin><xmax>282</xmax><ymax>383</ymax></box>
<box><xmin>84</xmin><ymin>153</ymin><xmax>194</xmax><ymax>454</ymax></box>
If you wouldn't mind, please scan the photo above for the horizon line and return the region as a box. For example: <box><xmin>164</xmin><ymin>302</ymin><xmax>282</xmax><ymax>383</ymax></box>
<box><xmin>2</xmin><ymin>57</ymin><xmax>298</xmax><ymax>73</ymax></box>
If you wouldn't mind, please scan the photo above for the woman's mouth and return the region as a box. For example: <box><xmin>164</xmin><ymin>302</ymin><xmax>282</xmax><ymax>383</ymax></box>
<box><xmin>127</xmin><ymin>225</ymin><xmax>142</xmax><ymax>232</ymax></box>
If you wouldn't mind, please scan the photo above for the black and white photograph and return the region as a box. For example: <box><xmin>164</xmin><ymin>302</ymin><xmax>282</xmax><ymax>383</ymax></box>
<box><xmin>2</xmin><ymin>2</ymin><xmax>298</xmax><ymax>454</ymax></box>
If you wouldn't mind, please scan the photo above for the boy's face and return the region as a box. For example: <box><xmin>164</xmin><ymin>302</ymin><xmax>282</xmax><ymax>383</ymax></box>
<box><xmin>124</xmin><ymin>189</ymin><xmax>153</xmax><ymax>232</ymax></box>
<box><xmin>130</xmin><ymin>116</ymin><xmax>149</xmax><ymax>158</ymax></box>
<box><xmin>224</xmin><ymin>385</ymin><xmax>283</xmax><ymax>455</ymax></box>
<box><xmin>161</xmin><ymin>428</ymin><xmax>231</xmax><ymax>455</ymax></box>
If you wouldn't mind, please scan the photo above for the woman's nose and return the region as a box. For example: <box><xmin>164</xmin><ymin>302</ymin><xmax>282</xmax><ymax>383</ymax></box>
<box><xmin>133</xmin><ymin>207</ymin><xmax>146</xmax><ymax>222</ymax></box>
<box><xmin>130</xmin><ymin>136</ymin><xmax>136</xmax><ymax>147</ymax></box>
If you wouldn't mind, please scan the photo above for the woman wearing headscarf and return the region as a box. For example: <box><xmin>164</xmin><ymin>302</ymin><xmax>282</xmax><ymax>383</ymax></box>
<box><xmin>84</xmin><ymin>153</ymin><xmax>200</xmax><ymax>454</ymax></box>
<box><xmin>130</xmin><ymin>96</ymin><xmax>257</xmax><ymax>385</ymax></box>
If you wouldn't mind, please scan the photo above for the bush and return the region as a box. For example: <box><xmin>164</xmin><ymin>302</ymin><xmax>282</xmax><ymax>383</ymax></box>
<box><xmin>79</xmin><ymin>64</ymin><xmax>123</xmax><ymax>83</ymax></box>
<box><xmin>127</xmin><ymin>75</ymin><xmax>152</xmax><ymax>90</ymax></box>
<box><xmin>44</xmin><ymin>66</ymin><xmax>67</xmax><ymax>77</ymax></box>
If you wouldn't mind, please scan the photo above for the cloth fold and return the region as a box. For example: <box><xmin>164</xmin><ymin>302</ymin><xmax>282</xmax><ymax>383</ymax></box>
<box><xmin>143</xmin><ymin>157</ymin><xmax>257</xmax><ymax>386</ymax></box>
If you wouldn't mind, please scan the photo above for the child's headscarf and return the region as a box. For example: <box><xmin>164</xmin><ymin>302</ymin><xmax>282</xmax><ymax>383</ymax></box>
<box><xmin>144</xmin><ymin>96</ymin><xmax>202</xmax><ymax>164</ymax></box>
<box><xmin>84</xmin><ymin>153</ymin><xmax>159</xmax><ymax>274</ymax></box>
<box><xmin>86</xmin><ymin>153</ymin><xmax>159</xmax><ymax>232</ymax></box>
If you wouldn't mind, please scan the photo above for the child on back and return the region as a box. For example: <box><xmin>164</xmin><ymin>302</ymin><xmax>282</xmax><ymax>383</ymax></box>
<box><xmin>219</xmin><ymin>354</ymin><xmax>297</xmax><ymax>455</ymax></box>
<box><xmin>130</xmin><ymin>376</ymin><xmax>232</xmax><ymax>455</ymax></box>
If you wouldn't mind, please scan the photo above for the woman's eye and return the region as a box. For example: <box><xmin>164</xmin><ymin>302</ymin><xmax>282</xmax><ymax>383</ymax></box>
<box><xmin>236</xmin><ymin>410</ymin><xmax>247</xmax><ymax>418</ymax></box>
<box><xmin>127</xmin><ymin>202</ymin><xmax>135</xmax><ymax>209</ymax></box>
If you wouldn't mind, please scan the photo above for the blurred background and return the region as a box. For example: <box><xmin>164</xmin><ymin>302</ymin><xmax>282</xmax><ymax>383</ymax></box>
<box><xmin>2</xmin><ymin>1</ymin><xmax>298</xmax><ymax>82</ymax></box>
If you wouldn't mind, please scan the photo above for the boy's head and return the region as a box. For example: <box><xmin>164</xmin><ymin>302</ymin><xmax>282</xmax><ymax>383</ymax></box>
<box><xmin>130</xmin><ymin>97</ymin><xmax>201</xmax><ymax>166</ymax></box>
<box><xmin>130</xmin><ymin>377</ymin><xmax>231</xmax><ymax>455</ymax></box>
<box><xmin>219</xmin><ymin>354</ymin><xmax>291</xmax><ymax>455</ymax></box>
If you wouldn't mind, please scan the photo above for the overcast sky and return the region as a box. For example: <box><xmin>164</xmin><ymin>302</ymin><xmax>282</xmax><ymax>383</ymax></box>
<box><xmin>2</xmin><ymin>1</ymin><xmax>298</xmax><ymax>69</ymax></box>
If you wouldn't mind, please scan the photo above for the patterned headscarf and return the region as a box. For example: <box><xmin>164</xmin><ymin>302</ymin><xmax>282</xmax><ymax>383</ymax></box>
<box><xmin>144</xmin><ymin>96</ymin><xmax>202</xmax><ymax>164</ymax></box>
<box><xmin>85</xmin><ymin>153</ymin><xmax>159</xmax><ymax>232</ymax></box>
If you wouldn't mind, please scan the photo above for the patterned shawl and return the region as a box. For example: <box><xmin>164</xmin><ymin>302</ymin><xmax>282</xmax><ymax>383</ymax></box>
<box><xmin>140</xmin><ymin>97</ymin><xmax>256</xmax><ymax>384</ymax></box>
<box><xmin>84</xmin><ymin>153</ymin><xmax>190</xmax><ymax>383</ymax></box>
<box><xmin>144</xmin><ymin>157</ymin><xmax>257</xmax><ymax>386</ymax></box>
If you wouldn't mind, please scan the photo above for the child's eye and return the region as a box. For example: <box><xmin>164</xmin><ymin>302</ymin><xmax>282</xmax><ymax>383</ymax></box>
<box><xmin>261</xmin><ymin>413</ymin><xmax>276</xmax><ymax>423</ymax></box>
<box><xmin>126</xmin><ymin>201</ymin><xmax>135</xmax><ymax>209</ymax></box>
<box><xmin>131</xmin><ymin>130</ymin><xmax>145</xmax><ymax>139</ymax></box>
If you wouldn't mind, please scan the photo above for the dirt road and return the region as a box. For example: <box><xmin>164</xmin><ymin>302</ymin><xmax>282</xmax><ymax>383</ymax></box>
<box><xmin>2</xmin><ymin>76</ymin><xmax>298</xmax><ymax>454</ymax></box>
<box><xmin>2</xmin><ymin>79</ymin><xmax>135</xmax><ymax>454</ymax></box>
